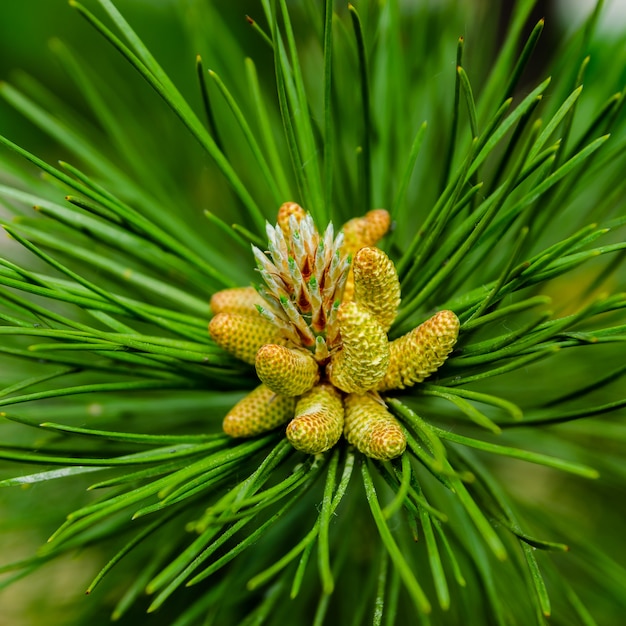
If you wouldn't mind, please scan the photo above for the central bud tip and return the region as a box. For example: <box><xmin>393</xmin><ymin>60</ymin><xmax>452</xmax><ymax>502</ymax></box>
<box><xmin>252</xmin><ymin>203</ymin><xmax>350</xmax><ymax>360</ymax></box>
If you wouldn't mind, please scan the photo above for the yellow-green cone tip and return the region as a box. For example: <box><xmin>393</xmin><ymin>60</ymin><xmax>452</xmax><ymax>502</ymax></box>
<box><xmin>378</xmin><ymin>309</ymin><xmax>460</xmax><ymax>391</ymax></box>
<box><xmin>344</xmin><ymin>393</ymin><xmax>406</xmax><ymax>461</ymax></box>
<box><xmin>223</xmin><ymin>384</ymin><xmax>296</xmax><ymax>437</ymax></box>
<box><xmin>286</xmin><ymin>384</ymin><xmax>344</xmax><ymax>454</ymax></box>
<box><xmin>353</xmin><ymin>246</ymin><xmax>401</xmax><ymax>332</ymax></box>
<box><xmin>328</xmin><ymin>302</ymin><xmax>389</xmax><ymax>393</ymax></box>
<box><xmin>210</xmin><ymin>286</ymin><xmax>265</xmax><ymax>316</ymax></box>
<box><xmin>255</xmin><ymin>343</ymin><xmax>319</xmax><ymax>397</ymax></box>
<box><xmin>209</xmin><ymin>312</ymin><xmax>286</xmax><ymax>365</ymax></box>
<box><xmin>341</xmin><ymin>209</ymin><xmax>391</xmax><ymax>302</ymax></box>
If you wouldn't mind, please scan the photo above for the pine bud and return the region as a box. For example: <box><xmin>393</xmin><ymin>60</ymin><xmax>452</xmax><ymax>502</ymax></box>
<box><xmin>223</xmin><ymin>384</ymin><xmax>296</xmax><ymax>437</ymax></box>
<box><xmin>344</xmin><ymin>393</ymin><xmax>406</xmax><ymax>460</ymax></box>
<box><xmin>353</xmin><ymin>247</ymin><xmax>401</xmax><ymax>332</ymax></box>
<box><xmin>209</xmin><ymin>312</ymin><xmax>286</xmax><ymax>365</ymax></box>
<box><xmin>377</xmin><ymin>310</ymin><xmax>459</xmax><ymax>391</ymax></box>
<box><xmin>286</xmin><ymin>384</ymin><xmax>344</xmax><ymax>455</ymax></box>
<box><xmin>328</xmin><ymin>302</ymin><xmax>390</xmax><ymax>393</ymax></box>
<box><xmin>255</xmin><ymin>344</ymin><xmax>320</xmax><ymax>397</ymax></box>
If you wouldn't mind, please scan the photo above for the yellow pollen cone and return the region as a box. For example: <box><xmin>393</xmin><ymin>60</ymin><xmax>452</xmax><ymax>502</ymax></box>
<box><xmin>223</xmin><ymin>384</ymin><xmax>296</xmax><ymax>437</ymax></box>
<box><xmin>343</xmin><ymin>274</ymin><xmax>356</xmax><ymax>303</ymax></box>
<box><xmin>341</xmin><ymin>209</ymin><xmax>391</xmax><ymax>256</ymax></box>
<box><xmin>377</xmin><ymin>310</ymin><xmax>460</xmax><ymax>391</ymax></box>
<box><xmin>277</xmin><ymin>201</ymin><xmax>306</xmax><ymax>238</ymax></box>
<box><xmin>210</xmin><ymin>286</ymin><xmax>265</xmax><ymax>315</ymax></box>
<box><xmin>255</xmin><ymin>344</ymin><xmax>319</xmax><ymax>397</ymax></box>
<box><xmin>353</xmin><ymin>247</ymin><xmax>400</xmax><ymax>332</ymax></box>
<box><xmin>363</xmin><ymin>208</ymin><xmax>392</xmax><ymax>244</ymax></box>
<box><xmin>344</xmin><ymin>393</ymin><xmax>406</xmax><ymax>460</ymax></box>
<box><xmin>341</xmin><ymin>209</ymin><xmax>392</xmax><ymax>302</ymax></box>
<box><xmin>286</xmin><ymin>384</ymin><xmax>344</xmax><ymax>455</ymax></box>
<box><xmin>328</xmin><ymin>302</ymin><xmax>389</xmax><ymax>393</ymax></box>
<box><xmin>209</xmin><ymin>312</ymin><xmax>286</xmax><ymax>365</ymax></box>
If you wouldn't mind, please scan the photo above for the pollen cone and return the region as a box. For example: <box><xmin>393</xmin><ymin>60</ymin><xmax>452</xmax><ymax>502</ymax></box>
<box><xmin>209</xmin><ymin>312</ymin><xmax>286</xmax><ymax>365</ymax></box>
<box><xmin>328</xmin><ymin>302</ymin><xmax>389</xmax><ymax>393</ymax></box>
<box><xmin>377</xmin><ymin>309</ymin><xmax>460</xmax><ymax>390</ymax></box>
<box><xmin>277</xmin><ymin>201</ymin><xmax>306</xmax><ymax>238</ymax></box>
<box><xmin>353</xmin><ymin>247</ymin><xmax>400</xmax><ymax>332</ymax></box>
<box><xmin>255</xmin><ymin>344</ymin><xmax>319</xmax><ymax>397</ymax></box>
<box><xmin>341</xmin><ymin>209</ymin><xmax>391</xmax><ymax>301</ymax></box>
<box><xmin>344</xmin><ymin>393</ymin><xmax>406</xmax><ymax>461</ymax></box>
<box><xmin>341</xmin><ymin>209</ymin><xmax>391</xmax><ymax>255</ymax></box>
<box><xmin>286</xmin><ymin>384</ymin><xmax>344</xmax><ymax>455</ymax></box>
<box><xmin>210</xmin><ymin>286</ymin><xmax>265</xmax><ymax>315</ymax></box>
<box><xmin>223</xmin><ymin>384</ymin><xmax>296</xmax><ymax>437</ymax></box>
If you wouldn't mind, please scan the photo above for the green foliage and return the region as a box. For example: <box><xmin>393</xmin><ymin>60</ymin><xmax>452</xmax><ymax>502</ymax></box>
<box><xmin>0</xmin><ymin>1</ymin><xmax>625</xmax><ymax>625</ymax></box>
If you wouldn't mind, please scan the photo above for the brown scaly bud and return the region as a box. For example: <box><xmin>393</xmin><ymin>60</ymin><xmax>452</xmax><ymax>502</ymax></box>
<box><xmin>328</xmin><ymin>302</ymin><xmax>389</xmax><ymax>393</ymax></box>
<box><xmin>377</xmin><ymin>310</ymin><xmax>460</xmax><ymax>391</ymax></box>
<box><xmin>277</xmin><ymin>201</ymin><xmax>306</xmax><ymax>239</ymax></box>
<box><xmin>209</xmin><ymin>312</ymin><xmax>286</xmax><ymax>365</ymax></box>
<box><xmin>286</xmin><ymin>384</ymin><xmax>344</xmax><ymax>455</ymax></box>
<box><xmin>223</xmin><ymin>384</ymin><xmax>296</xmax><ymax>437</ymax></box>
<box><xmin>343</xmin><ymin>393</ymin><xmax>406</xmax><ymax>460</ymax></box>
<box><xmin>353</xmin><ymin>247</ymin><xmax>401</xmax><ymax>332</ymax></box>
<box><xmin>255</xmin><ymin>344</ymin><xmax>320</xmax><ymax>397</ymax></box>
<box><xmin>210</xmin><ymin>286</ymin><xmax>265</xmax><ymax>316</ymax></box>
<box><xmin>254</xmin><ymin>210</ymin><xmax>350</xmax><ymax>353</ymax></box>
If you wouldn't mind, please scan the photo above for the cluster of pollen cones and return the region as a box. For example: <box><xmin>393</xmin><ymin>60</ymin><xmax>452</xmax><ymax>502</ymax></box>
<box><xmin>209</xmin><ymin>203</ymin><xmax>459</xmax><ymax>461</ymax></box>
